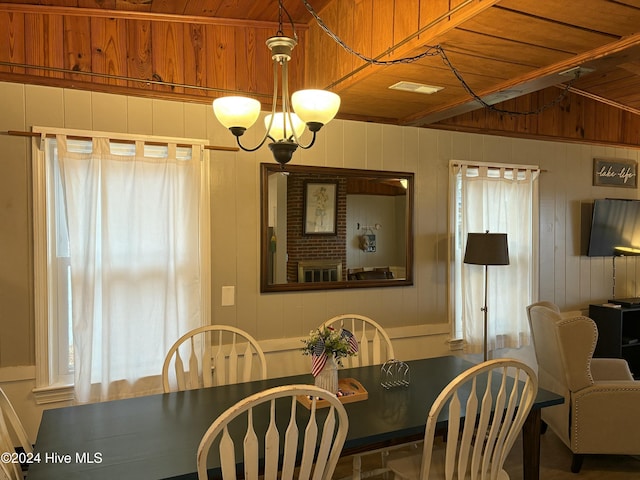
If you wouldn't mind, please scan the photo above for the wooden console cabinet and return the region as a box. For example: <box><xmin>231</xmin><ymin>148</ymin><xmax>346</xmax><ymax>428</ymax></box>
<box><xmin>589</xmin><ymin>304</ymin><xmax>640</xmax><ymax>379</ymax></box>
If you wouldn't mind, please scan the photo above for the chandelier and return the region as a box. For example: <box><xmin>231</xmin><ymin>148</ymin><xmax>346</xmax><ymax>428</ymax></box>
<box><xmin>212</xmin><ymin>2</ymin><xmax>340</xmax><ymax>168</ymax></box>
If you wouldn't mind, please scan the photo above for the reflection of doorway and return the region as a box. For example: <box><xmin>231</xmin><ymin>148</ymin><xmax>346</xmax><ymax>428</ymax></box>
<box><xmin>268</xmin><ymin>173</ymin><xmax>288</xmax><ymax>285</ymax></box>
<box><xmin>267</xmin><ymin>227</ymin><xmax>276</xmax><ymax>284</ymax></box>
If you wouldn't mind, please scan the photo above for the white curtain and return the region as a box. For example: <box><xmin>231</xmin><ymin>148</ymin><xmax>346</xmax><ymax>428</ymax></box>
<box><xmin>56</xmin><ymin>135</ymin><xmax>204</xmax><ymax>402</ymax></box>
<box><xmin>451</xmin><ymin>163</ymin><xmax>539</xmax><ymax>357</ymax></box>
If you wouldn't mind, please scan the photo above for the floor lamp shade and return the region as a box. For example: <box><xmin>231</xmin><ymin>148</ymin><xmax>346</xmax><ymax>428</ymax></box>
<box><xmin>463</xmin><ymin>232</ymin><xmax>510</xmax><ymax>266</ymax></box>
<box><xmin>463</xmin><ymin>232</ymin><xmax>510</xmax><ymax>361</ymax></box>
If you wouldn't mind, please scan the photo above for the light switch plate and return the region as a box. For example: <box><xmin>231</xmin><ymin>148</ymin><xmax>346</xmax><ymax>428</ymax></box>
<box><xmin>221</xmin><ymin>286</ymin><xmax>235</xmax><ymax>306</ymax></box>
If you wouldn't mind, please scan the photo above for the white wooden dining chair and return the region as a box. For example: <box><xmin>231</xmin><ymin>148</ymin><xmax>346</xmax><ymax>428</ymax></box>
<box><xmin>0</xmin><ymin>387</ymin><xmax>32</xmax><ymax>480</ymax></box>
<box><xmin>386</xmin><ymin>358</ymin><xmax>538</xmax><ymax>480</ymax></box>
<box><xmin>320</xmin><ymin>314</ymin><xmax>395</xmax><ymax>368</ymax></box>
<box><xmin>162</xmin><ymin>325</ymin><xmax>267</xmax><ymax>393</ymax></box>
<box><xmin>196</xmin><ymin>384</ymin><xmax>349</xmax><ymax>480</ymax></box>
<box><xmin>320</xmin><ymin>314</ymin><xmax>395</xmax><ymax>480</ymax></box>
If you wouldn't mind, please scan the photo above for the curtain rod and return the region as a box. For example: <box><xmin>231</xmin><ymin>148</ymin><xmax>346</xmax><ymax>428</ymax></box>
<box><xmin>3</xmin><ymin>130</ymin><xmax>239</xmax><ymax>152</ymax></box>
<box><xmin>452</xmin><ymin>162</ymin><xmax>546</xmax><ymax>173</ymax></box>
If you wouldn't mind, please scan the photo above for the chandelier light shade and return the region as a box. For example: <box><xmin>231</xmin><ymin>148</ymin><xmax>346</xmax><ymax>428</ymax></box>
<box><xmin>265</xmin><ymin>112</ymin><xmax>305</xmax><ymax>141</ymax></box>
<box><xmin>211</xmin><ymin>4</ymin><xmax>341</xmax><ymax>168</ymax></box>
<box><xmin>291</xmin><ymin>89</ymin><xmax>341</xmax><ymax>128</ymax></box>
<box><xmin>464</xmin><ymin>231</ymin><xmax>510</xmax><ymax>361</ymax></box>
<box><xmin>212</xmin><ymin>97</ymin><xmax>261</xmax><ymax>133</ymax></box>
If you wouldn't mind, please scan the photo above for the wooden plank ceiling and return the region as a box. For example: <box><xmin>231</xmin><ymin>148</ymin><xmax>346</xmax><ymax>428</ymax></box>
<box><xmin>1</xmin><ymin>0</ymin><xmax>640</xmax><ymax>132</ymax></box>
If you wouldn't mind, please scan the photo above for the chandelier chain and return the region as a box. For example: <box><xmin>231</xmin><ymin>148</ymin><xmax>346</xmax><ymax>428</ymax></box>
<box><xmin>278</xmin><ymin>0</ymin><xmax>298</xmax><ymax>42</ymax></box>
<box><xmin>436</xmin><ymin>47</ymin><xmax>581</xmax><ymax>116</ymax></box>
<box><xmin>301</xmin><ymin>0</ymin><xmax>581</xmax><ymax>117</ymax></box>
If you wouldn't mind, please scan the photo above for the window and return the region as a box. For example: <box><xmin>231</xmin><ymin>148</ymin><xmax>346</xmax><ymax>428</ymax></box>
<box><xmin>449</xmin><ymin>161</ymin><xmax>539</xmax><ymax>356</ymax></box>
<box><xmin>32</xmin><ymin>128</ymin><xmax>211</xmax><ymax>403</ymax></box>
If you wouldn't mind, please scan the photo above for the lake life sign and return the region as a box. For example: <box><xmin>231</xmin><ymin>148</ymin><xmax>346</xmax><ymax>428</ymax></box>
<box><xmin>593</xmin><ymin>158</ymin><xmax>637</xmax><ymax>188</ymax></box>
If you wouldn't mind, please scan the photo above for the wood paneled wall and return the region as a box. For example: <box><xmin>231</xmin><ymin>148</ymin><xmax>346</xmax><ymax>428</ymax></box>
<box><xmin>2</xmin><ymin>79</ymin><xmax>640</xmax><ymax>368</ymax></box>
<box><xmin>2</xmin><ymin>79</ymin><xmax>640</xmax><ymax>361</ymax></box>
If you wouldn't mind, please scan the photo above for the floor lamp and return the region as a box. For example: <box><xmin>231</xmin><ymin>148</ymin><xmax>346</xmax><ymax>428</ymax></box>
<box><xmin>463</xmin><ymin>231</ymin><xmax>510</xmax><ymax>361</ymax></box>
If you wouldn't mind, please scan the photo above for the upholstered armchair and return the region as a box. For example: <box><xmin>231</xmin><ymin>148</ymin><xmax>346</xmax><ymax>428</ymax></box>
<box><xmin>527</xmin><ymin>303</ymin><xmax>640</xmax><ymax>472</ymax></box>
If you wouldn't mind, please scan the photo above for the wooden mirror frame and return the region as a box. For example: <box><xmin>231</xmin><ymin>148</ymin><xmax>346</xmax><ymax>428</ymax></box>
<box><xmin>260</xmin><ymin>163</ymin><xmax>414</xmax><ymax>292</ymax></box>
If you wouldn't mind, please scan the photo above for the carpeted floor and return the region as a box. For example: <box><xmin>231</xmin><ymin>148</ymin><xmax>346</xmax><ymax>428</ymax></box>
<box><xmin>333</xmin><ymin>429</ymin><xmax>640</xmax><ymax>479</ymax></box>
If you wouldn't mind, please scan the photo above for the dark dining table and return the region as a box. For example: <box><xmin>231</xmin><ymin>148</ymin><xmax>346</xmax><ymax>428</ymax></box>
<box><xmin>26</xmin><ymin>355</ymin><xmax>562</xmax><ymax>480</ymax></box>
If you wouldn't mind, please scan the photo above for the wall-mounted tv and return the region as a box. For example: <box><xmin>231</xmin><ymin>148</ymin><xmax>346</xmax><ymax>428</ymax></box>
<box><xmin>587</xmin><ymin>198</ymin><xmax>640</xmax><ymax>257</ymax></box>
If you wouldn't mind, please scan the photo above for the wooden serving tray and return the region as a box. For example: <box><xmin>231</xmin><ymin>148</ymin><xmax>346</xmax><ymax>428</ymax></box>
<box><xmin>298</xmin><ymin>378</ymin><xmax>368</xmax><ymax>409</ymax></box>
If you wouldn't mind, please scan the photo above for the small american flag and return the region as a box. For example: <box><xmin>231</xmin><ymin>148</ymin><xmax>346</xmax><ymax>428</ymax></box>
<box><xmin>311</xmin><ymin>339</ymin><xmax>327</xmax><ymax>377</ymax></box>
<box><xmin>342</xmin><ymin>329</ymin><xmax>359</xmax><ymax>354</ymax></box>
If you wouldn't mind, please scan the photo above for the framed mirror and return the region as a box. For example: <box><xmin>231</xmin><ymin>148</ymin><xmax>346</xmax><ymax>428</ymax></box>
<box><xmin>260</xmin><ymin>163</ymin><xmax>414</xmax><ymax>292</ymax></box>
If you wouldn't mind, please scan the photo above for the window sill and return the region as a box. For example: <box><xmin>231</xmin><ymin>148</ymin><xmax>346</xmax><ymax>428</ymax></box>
<box><xmin>32</xmin><ymin>384</ymin><xmax>75</xmax><ymax>405</ymax></box>
<box><xmin>448</xmin><ymin>338</ymin><xmax>465</xmax><ymax>351</ymax></box>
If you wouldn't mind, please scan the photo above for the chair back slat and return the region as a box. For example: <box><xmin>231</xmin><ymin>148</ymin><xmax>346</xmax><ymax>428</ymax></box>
<box><xmin>202</xmin><ymin>330</ymin><xmax>213</xmax><ymax>388</ymax></box>
<box><xmin>473</xmin><ymin>370</ymin><xmax>495</xmax><ymax>477</ymax></box>
<box><xmin>264</xmin><ymin>400</ymin><xmax>280</xmax><ymax>478</ymax></box>
<box><xmin>444</xmin><ymin>392</ymin><xmax>460</xmax><ymax>480</ymax></box>
<box><xmin>188</xmin><ymin>336</ymin><xmax>200</xmax><ymax>389</ymax></box>
<box><xmin>214</xmin><ymin>330</ymin><xmax>226</xmax><ymax>386</ymax></box>
<box><xmin>312</xmin><ymin>406</ymin><xmax>337</xmax><ymax>480</ymax></box>
<box><xmin>281</xmin><ymin>397</ymin><xmax>300</xmax><ymax>478</ymax></box>
<box><xmin>228</xmin><ymin>333</ymin><xmax>238</xmax><ymax>384</ymax></box>
<box><xmin>163</xmin><ymin>325</ymin><xmax>267</xmax><ymax>393</ymax></box>
<box><xmin>498</xmin><ymin>370</ymin><xmax>537</xmax><ymax>467</ymax></box>
<box><xmin>298</xmin><ymin>398</ymin><xmax>318</xmax><ymax>480</ymax></box>
<box><xmin>359</xmin><ymin>324</ymin><xmax>370</xmax><ymax>366</ymax></box>
<box><xmin>242</xmin><ymin>343</ymin><xmax>253</xmax><ymax>382</ymax></box>
<box><xmin>219</xmin><ymin>427</ymin><xmax>236</xmax><ymax>478</ymax></box>
<box><xmin>457</xmin><ymin>378</ymin><xmax>477</xmax><ymax>475</ymax></box>
<box><xmin>243</xmin><ymin>408</ymin><xmax>259</xmax><ymax>480</ymax></box>
<box><xmin>197</xmin><ymin>385</ymin><xmax>348</xmax><ymax>480</ymax></box>
<box><xmin>174</xmin><ymin>350</ymin><xmax>186</xmax><ymax>391</ymax></box>
<box><xmin>345</xmin><ymin>318</ymin><xmax>359</xmax><ymax>367</ymax></box>
<box><xmin>483</xmin><ymin>371</ymin><xmax>503</xmax><ymax>478</ymax></box>
<box><xmin>372</xmin><ymin>330</ymin><xmax>382</xmax><ymax>365</ymax></box>
<box><xmin>491</xmin><ymin>373</ymin><xmax>519</xmax><ymax>479</ymax></box>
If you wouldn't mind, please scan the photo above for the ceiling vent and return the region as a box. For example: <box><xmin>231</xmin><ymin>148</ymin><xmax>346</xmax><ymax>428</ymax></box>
<box><xmin>389</xmin><ymin>81</ymin><xmax>444</xmax><ymax>95</ymax></box>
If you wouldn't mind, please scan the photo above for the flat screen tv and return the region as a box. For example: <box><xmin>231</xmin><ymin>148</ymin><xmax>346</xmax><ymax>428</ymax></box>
<box><xmin>587</xmin><ymin>198</ymin><xmax>640</xmax><ymax>256</ymax></box>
